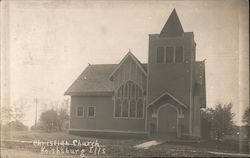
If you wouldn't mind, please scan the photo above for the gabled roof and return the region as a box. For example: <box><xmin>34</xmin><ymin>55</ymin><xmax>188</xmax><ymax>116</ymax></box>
<box><xmin>65</xmin><ymin>64</ymin><xmax>117</xmax><ymax>96</ymax></box>
<box><xmin>159</xmin><ymin>9</ymin><xmax>184</xmax><ymax>37</ymax></box>
<box><xmin>148</xmin><ymin>91</ymin><xmax>188</xmax><ymax>109</ymax></box>
<box><xmin>65</xmin><ymin>63</ymin><xmax>147</xmax><ymax>96</ymax></box>
<box><xmin>109</xmin><ymin>51</ymin><xmax>147</xmax><ymax>80</ymax></box>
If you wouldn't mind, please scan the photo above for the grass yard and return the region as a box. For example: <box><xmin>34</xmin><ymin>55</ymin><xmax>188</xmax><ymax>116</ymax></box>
<box><xmin>1</xmin><ymin>131</ymin><xmax>249</xmax><ymax>157</ymax></box>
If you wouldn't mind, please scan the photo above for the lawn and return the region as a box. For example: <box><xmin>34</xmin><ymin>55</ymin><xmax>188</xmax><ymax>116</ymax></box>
<box><xmin>1</xmin><ymin>131</ymin><xmax>249</xmax><ymax>157</ymax></box>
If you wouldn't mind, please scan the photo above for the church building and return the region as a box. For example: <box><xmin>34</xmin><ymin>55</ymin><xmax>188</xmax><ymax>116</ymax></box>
<box><xmin>65</xmin><ymin>9</ymin><xmax>206</xmax><ymax>139</ymax></box>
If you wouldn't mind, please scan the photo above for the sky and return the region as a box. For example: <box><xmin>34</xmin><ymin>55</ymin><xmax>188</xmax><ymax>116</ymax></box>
<box><xmin>1</xmin><ymin>0</ymin><xmax>249</xmax><ymax>126</ymax></box>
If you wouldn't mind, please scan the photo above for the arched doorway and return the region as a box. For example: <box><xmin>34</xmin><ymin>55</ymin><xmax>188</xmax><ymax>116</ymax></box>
<box><xmin>157</xmin><ymin>104</ymin><xmax>178</xmax><ymax>137</ymax></box>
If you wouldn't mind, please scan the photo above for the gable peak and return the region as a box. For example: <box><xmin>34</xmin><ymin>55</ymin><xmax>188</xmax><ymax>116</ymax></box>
<box><xmin>159</xmin><ymin>9</ymin><xmax>184</xmax><ymax>37</ymax></box>
<box><xmin>109</xmin><ymin>51</ymin><xmax>147</xmax><ymax>80</ymax></box>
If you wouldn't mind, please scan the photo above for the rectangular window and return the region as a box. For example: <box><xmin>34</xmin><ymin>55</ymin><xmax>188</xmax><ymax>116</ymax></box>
<box><xmin>175</xmin><ymin>46</ymin><xmax>183</xmax><ymax>63</ymax></box>
<box><xmin>87</xmin><ymin>106</ymin><xmax>95</xmax><ymax>118</ymax></box>
<box><xmin>77</xmin><ymin>107</ymin><xmax>84</xmax><ymax>117</ymax></box>
<box><xmin>166</xmin><ymin>47</ymin><xmax>174</xmax><ymax>63</ymax></box>
<box><xmin>156</xmin><ymin>47</ymin><xmax>164</xmax><ymax>64</ymax></box>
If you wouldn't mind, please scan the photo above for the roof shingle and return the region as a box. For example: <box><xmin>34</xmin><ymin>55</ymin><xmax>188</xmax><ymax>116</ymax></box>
<box><xmin>65</xmin><ymin>64</ymin><xmax>117</xmax><ymax>95</ymax></box>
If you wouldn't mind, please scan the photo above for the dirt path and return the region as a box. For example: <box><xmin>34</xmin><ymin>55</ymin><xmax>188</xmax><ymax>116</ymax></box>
<box><xmin>134</xmin><ymin>140</ymin><xmax>162</xmax><ymax>149</ymax></box>
<box><xmin>1</xmin><ymin>148</ymin><xmax>46</xmax><ymax>158</ymax></box>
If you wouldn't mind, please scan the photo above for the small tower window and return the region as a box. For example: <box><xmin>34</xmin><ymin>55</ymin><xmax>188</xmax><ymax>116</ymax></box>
<box><xmin>156</xmin><ymin>47</ymin><xmax>164</xmax><ymax>64</ymax></box>
<box><xmin>166</xmin><ymin>47</ymin><xmax>174</xmax><ymax>63</ymax></box>
<box><xmin>175</xmin><ymin>46</ymin><xmax>183</xmax><ymax>63</ymax></box>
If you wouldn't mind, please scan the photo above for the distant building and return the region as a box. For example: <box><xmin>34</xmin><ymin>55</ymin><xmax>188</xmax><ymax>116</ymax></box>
<box><xmin>65</xmin><ymin>9</ymin><xmax>206</xmax><ymax>138</ymax></box>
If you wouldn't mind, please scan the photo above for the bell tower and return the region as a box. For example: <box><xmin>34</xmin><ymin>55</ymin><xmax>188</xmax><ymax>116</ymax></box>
<box><xmin>147</xmin><ymin>9</ymin><xmax>197</xmax><ymax>135</ymax></box>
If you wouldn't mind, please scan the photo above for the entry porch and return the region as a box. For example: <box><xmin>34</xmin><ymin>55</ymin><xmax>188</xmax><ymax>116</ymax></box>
<box><xmin>146</xmin><ymin>92</ymin><xmax>189</xmax><ymax>139</ymax></box>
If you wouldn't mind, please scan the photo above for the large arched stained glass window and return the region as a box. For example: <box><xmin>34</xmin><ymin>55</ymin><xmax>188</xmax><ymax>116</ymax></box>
<box><xmin>131</xmin><ymin>84</ymin><xmax>136</xmax><ymax>99</ymax></box>
<box><xmin>137</xmin><ymin>99</ymin><xmax>143</xmax><ymax>118</ymax></box>
<box><xmin>129</xmin><ymin>100</ymin><xmax>136</xmax><ymax>117</ymax></box>
<box><xmin>114</xmin><ymin>81</ymin><xmax>144</xmax><ymax>118</ymax></box>
<box><xmin>122</xmin><ymin>100</ymin><xmax>129</xmax><ymax>117</ymax></box>
<box><xmin>124</xmin><ymin>83</ymin><xmax>128</xmax><ymax>98</ymax></box>
<box><xmin>115</xmin><ymin>99</ymin><xmax>121</xmax><ymax>117</ymax></box>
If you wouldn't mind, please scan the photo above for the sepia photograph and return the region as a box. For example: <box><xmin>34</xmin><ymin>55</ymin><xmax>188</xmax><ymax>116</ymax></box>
<box><xmin>0</xmin><ymin>0</ymin><xmax>249</xmax><ymax>157</ymax></box>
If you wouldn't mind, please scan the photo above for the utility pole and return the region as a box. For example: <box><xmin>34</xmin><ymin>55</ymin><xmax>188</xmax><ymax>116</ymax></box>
<box><xmin>34</xmin><ymin>98</ymin><xmax>38</xmax><ymax>127</ymax></box>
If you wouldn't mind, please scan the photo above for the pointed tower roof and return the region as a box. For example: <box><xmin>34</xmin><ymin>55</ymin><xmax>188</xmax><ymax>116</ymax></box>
<box><xmin>159</xmin><ymin>9</ymin><xmax>184</xmax><ymax>37</ymax></box>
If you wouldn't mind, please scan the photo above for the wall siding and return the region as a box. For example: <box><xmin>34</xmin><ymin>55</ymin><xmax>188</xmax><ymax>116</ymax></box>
<box><xmin>70</xmin><ymin>96</ymin><xmax>145</xmax><ymax>132</ymax></box>
<box><xmin>113</xmin><ymin>56</ymin><xmax>146</xmax><ymax>92</ymax></box>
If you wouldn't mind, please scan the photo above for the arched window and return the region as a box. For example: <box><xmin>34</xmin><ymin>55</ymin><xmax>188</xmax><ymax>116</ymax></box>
<box><xmin>129</xmin><ymin>99</ymin><xmax>136</xmax><ymax>117</ymax></box>
<box><xmin>131</xmin><ymin>84</ymin><xmax>135</xmax><ymax>99</ymax></box>
<box><xmin>114</xmin><ymin>81</ymin><xmax>144</xmax><ymax>118</ymax></box>
<box><xmin>122</xmin><ymin>100</ymin><xmax>128</xmax><ymax>117</ymax></box>
<box><xmin>137</xmin><ymin>99</ymin><xmax>143</xmax><ymax>118</ymax></box>
<box><xmin>118</xmin><ymin>88</ymin><xmax>122</xmax><ymax>97</ymax></box>
<box><xmin>124</xmin><ymin>84</ymin><xmax>128</xmax><ymax>97</ymax></box>
<box><xmin>115</xmin><ymin>99</ymin><xmax>121</xmax><ymax>117</ymax></box>
<box><xmin>138</xmin><ymin>86</ymin><xmax>142</xmax><ymax>97</ymax></box>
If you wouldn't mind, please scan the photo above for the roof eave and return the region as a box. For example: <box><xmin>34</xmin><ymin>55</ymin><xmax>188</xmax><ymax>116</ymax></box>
<box><xmin>148</xmin><ymin>91</ymin><xmax>188</xmax><ymax>109</ymax></box>
<box><xmin>64</xmin><ymin>91</ymin><xmax>114</xmax><ymax>96</ymax></box>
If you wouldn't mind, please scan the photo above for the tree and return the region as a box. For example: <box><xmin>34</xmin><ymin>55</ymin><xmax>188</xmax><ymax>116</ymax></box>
<box><xmin>1</xmin><ymin>104</ymin><xmax>24</xmax><ymax>124</ymax></box>
<box><xmin>201</xmin><ymin>103</ymin><xmax>235</xmax><ymax>142</ymax></box>
<box><xmin>39</xmin><ymin>107</ymin><xmax>69</xmax><ymax>132</ymax></box>
<box><xmin>57</xmin><ymin>108</ymin><xmax>69</xmax><ymax>131</ymax></box>
<box><xmin>39</xmin><ymin>109</ymin><xmax>59</xmax><ymax>132</ymax></box>
<box><xmin>242</xmin><ymin>106</ymin><xmax>250</xmax><ymax>126</ymax></box>
<box><xmin>3</xmin><ymin>120</ymin><xmax>28</xmax><ymax>131</ymax></box>
<box><xmin>1</xmin><ymin>105</ymin><xmax>13</xmax><ymax>125</ymax></box>
<box><xmin>12</xmin><ymin>104</ymin><xmax>25</xmax><ymax>122</ymax></box>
